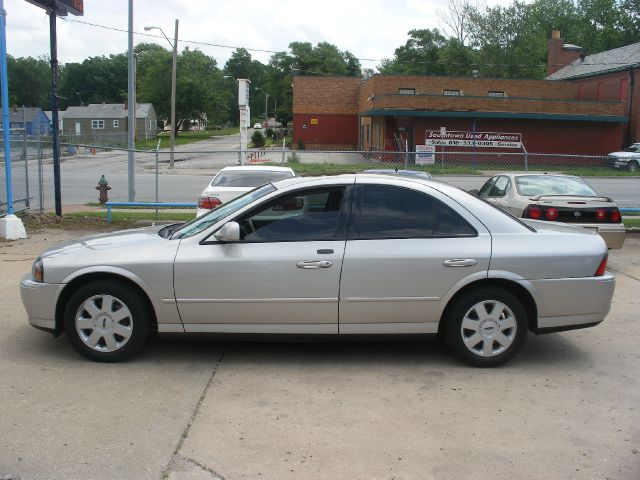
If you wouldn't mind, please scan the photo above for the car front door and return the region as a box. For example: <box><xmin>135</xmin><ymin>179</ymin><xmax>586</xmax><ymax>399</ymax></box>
<box><xmin>173</xmin><ymin>184</ymin><xmax>352</xmax><ymax>333</ymax></box>
<box><xmin>338</xmin><ymin>181</ymin><xmax>491</xmax><ymax>334</ymax></box>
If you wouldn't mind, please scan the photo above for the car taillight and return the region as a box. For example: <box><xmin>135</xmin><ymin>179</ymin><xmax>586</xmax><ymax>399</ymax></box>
<box><xmin>525</xmin><ymin>206</ymin><xmax>542</xmax><ymax>219</ymax></box>
<box><xmin>595</xmin><ymin>209</ymin><xmax>607</xmax><ymax>222</ymax></box>
<box><xmin>545</xmin><ymin>207</ymin><xmax>559</xmax><ymax>220</ymax></box>
<box><xmin>198</xmin><ymin>196</ymin><xmax>222</xmax><ymax>209</ymax></box>
<box><xmin>594</xmin><ymin>253</ymin><xmax>608</xmax><ymax>276</ymax></box>
<box><xmin>610</xmin><ymin>208</ymin><xmax>621</xmax><ymax>223</ymax></box>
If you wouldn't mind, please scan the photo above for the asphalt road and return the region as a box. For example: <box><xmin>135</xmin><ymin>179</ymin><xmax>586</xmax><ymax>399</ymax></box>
<box><xmin>10</xmin><ymin>133</ymin><xmax>640</xmax><ymax>209</ymax></box>
<box><xmin>1</xmin><ymin>229</ymin><xmax>639</xmax><ymax>479</ymax></box>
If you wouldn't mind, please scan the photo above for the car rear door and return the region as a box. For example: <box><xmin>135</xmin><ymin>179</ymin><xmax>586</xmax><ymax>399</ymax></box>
<box><xmin>338</xmin><ymin>179</ymin><xmax>491</xmax><ymax>334</ymax></box>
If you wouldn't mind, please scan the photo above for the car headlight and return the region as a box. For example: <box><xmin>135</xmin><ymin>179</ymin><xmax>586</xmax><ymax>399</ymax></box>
<box><xmin>32</xmin><ymin>258</ymin><xmax>43</xmax><ymax>283</ymax></box>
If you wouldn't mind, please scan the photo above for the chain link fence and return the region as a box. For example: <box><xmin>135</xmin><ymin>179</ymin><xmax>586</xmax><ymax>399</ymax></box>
<box><xmin>2</xmin><ymin>136</ymin><xmax>639</xmax><ymax>215</ymax></box>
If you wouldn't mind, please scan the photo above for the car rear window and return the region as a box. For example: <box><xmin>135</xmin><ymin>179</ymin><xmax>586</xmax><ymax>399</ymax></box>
<box><xmin>515</xmin><ymin>175</ymin><xmax>597</xmax><ymax>197</ymax></box>
<box><xmin>212</xmin><ymin>170</ymin><xmax>293</xmax><ymax>187</ymax></box>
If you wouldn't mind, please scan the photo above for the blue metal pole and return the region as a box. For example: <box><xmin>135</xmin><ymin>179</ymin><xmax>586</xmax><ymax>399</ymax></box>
<box><xmin>0</xmin><ymin>0</ymin><xmax>13</xmax><ymax>215</ymax></box>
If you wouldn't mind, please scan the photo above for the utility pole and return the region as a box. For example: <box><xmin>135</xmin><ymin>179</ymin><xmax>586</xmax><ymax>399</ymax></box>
<box><xmin>127</xmin><ymin>0</ymin><xmax>135</xmax><ymax>201</ymax></box>
<box><xmin>169</xmin><ymin>19</ymin><xmax>178</xmax><ymax>168</ymax></box>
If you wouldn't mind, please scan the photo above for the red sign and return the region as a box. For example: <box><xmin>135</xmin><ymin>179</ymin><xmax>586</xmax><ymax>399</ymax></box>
<box><xmin>25</xmin><ymin>0</ymin><xmax>83</xmax><ymax>16</ymax></box>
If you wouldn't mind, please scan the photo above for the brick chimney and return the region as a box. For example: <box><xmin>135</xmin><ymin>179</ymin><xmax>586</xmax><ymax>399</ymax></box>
<box><xmin>548</xmin><ymin>30</ymin><xmax>583</xmax><ymax>76</ymax></box>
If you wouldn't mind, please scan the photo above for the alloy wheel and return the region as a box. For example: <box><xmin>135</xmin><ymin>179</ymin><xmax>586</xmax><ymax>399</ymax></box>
<box><xmin>75</xmin><ymin>294</ymin><xmax>133</xmax><ymax>352</ymax></box>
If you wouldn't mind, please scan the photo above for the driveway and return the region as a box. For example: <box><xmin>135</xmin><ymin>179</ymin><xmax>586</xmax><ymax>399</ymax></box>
<box><xmin>1</xmin><ymin>230</ymin><xmax>639</xmax><ymax>479</ymax></box>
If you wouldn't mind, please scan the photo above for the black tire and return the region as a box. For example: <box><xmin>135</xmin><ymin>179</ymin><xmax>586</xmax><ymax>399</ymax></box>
<box><xmin>629</xmin><ymin>161</ymin><xmax>639</xmax><ymax>173</ymax></box>
<box><xmin>63</xmin><ymin>280</ymin><xmax>150</xmax><ymax>362</ymax></box>
<box><xmin>445</xmin><ymin>287</ymin><xmax>527</xmax><ymax>367</ymax></box>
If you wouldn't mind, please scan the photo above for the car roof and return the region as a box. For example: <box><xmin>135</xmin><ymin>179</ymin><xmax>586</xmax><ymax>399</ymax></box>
<box><xmin>494</xmin><ymin>172</ymin><xmax>583</xmax><ymax>180</ymax></box>
<box><xmin>218</xmin><ymin>165</ymin><xmax>294</xmax><ymax>173</ymax></box>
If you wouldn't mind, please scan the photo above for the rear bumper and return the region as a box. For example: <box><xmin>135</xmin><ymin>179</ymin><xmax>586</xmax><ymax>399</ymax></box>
<box><xmin>523</xmin><ymin>273</ymin><xmax>615</xmax><ymax>332</ymax></box>
<box><xmin>576</xmin><ymin>223</ymin><xmax>625</xmax><ymax>249</ymax></box>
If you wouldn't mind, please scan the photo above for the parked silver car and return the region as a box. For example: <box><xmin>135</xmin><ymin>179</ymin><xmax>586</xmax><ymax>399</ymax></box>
<box><xmin>474</xmin><ymin>173</ymin><xmax>625</xmax><ymax>249</ymax></box>
<box><xmin>608</xmin><ymin>143</ymin><xmax>640</xmax><ymax>172</ymax></box>
<box><xmin>21</xmin><ymin>174</ymin><xmax>614</xmax><ymax>367</ymax></box>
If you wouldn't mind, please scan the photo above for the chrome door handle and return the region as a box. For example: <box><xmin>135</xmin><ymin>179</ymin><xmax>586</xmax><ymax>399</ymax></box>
<box><xmin>443</xmin><ymin>258</ymin><xmax>478</xmax><ymax>267</ymax></box>
<box><xmin>296</xmin><ymin>260</ymin><xmax>333</xmax><ymax>269</ymax></box>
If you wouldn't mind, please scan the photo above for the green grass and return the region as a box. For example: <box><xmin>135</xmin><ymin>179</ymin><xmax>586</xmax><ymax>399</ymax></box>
<box><xmin>136</xmin><ymin>128</ymin><xmax>239</xmax><ymax>150</ymax></box>
<box><xmin>68</xmin><ymin>211</ymin><xmax>194</xmax><ymax>223</ymax></box>
<box><xmin>623</xmin><ymin>217</ymin><xmax>640</xmax><ymax>228</ymax></box>
<box><xmin>261</xmin><ymin>162</ymin><xmax>479</xmax><ymax>176</ymax></box>
<box><xmin>475</xmin><ymin>164</ymin><xmax>639</xmax><ymax>177</ymax></box>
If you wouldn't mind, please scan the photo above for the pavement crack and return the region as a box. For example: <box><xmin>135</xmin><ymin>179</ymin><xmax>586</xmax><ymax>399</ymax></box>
<box><xmin>184</xmin><ymin>456</ymin><xmax>227</xmax><ymax>480</ymax></box>
<box><xmin>161</xmin><ymin>346</ymin><xmax>227</xmax><ymax>479</ymax></box>
<box><xmin>609</xmin><ymin>266</ymin><xmax>640</xmax><ymax>283</ymax></box>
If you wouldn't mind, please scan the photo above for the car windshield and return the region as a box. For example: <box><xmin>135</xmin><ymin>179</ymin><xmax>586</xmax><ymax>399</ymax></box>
<box><xmin>515</xmin><ymin>175</ymin><xmax>597</xmax><ymax>197</ymax></box>
<box><xmin>623</xmin><ymin>145</ymin><xmax>640</xmax><ymax>152</ymax></box>
<box><xmin>171</xmin><ymin>184</ymin><xmax>276</xmax><ymax>239</ymax></box>
<box><xmin>211</xmin><ymin>170</ymin><xmax>293</xmax><ymax>187</ymax></box>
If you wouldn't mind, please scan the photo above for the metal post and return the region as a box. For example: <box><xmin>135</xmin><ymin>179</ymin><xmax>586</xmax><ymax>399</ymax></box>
<box><xmin>472</xmin><ymin>118</ymin><xmax>477</xmax><ymax>171</ymax></box>
<box><xmin>37</xmin><ymin>131</ymin><xmax>43</xmax><ymax>213</ymax></box>
<box><xmin>155</xmin><ymin>138</ymin><xmax>160</xmax><ymax>220</ymax></box>
<box><xmin>22</xmin><ymin>105</ymin><xmax>29</xmax><ymax>208</ymax></box>
<box><xmin>0</xmin><ymin>0</ymin><xmax>11</xmax><ymax>215</ymax></box>
<box><xmin>48</xmin><ymin>3</ymin><xmax>62</xmax><ymax>217</ymax></box>
<box><xmin>127</xmin><ymin>0</ymin><xmax>135</xmax><ymax>201</ymax></box>
<box><xmin>404</xmin><ymin>139</ymin><xmax>408</xmax><ymax>169</ymax></box>
<box><xmin>281</xmin><ymin>137</ymin><xmax>285</xmax><ymax>166</ymax></box>
<box><xmin>264</xmin><ymin>93</ymin><xmax>269</xmax><ymax>127</ymax></box>
<box><xmin>169</xmin><ymin>19</ymin><xmax>178</xmax><ymax>168</ymax></box>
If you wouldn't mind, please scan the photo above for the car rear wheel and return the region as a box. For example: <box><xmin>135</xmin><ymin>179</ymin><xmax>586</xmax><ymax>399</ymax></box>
<box><xmin>63</xmin><ymin>281</ymin><xmax>150</xmax><ymax>362</ymax></box>
<box><xmin>628</xmin><ymin>160</ymin><xmax>639</xmax><ymax>172</ymax></box>
<box><xmin>445</xmin><ymin>287</ymin><xmax>527</xmax><ymax>367</ymax></box>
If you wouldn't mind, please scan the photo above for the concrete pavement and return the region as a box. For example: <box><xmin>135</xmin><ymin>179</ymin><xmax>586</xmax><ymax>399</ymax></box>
<box><xmin>0</xmin><ymin>230</ymin><xmax>639</xmax><ymax>479</ymax></box>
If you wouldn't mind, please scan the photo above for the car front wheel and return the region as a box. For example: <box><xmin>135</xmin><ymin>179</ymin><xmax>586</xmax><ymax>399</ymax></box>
<box><xmin>445</xmin><ymin>287</ymin><xmax>527</xmax><ymax>367</ymax></box>
<box><xmin>63</xmin><ymin>280</ymin><xmax>150</xmax><ymax>362</ymax></box>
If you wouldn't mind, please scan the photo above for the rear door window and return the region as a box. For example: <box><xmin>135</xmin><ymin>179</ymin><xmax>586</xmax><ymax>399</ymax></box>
<box><xmin>348</xmin><ymin>185</ymin><xmax>476</xmax><ymax>239</ymax></box>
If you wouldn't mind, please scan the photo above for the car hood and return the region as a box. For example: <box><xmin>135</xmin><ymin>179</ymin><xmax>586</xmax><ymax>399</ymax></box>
<box><xmin>608</xmin><ymin>151</ymin><xmax>640</xmax><ymax>158</ymax></box>
<box><xmin>39</xmin><ymin>225</ymin><xmax>172</xmax><ymax>261</ymax></box>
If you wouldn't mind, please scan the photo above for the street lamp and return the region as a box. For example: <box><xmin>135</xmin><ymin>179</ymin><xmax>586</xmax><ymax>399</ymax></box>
<box><xmin>145</xmin><ymin>20</ymin><xmax>179</xmax><ymax>168</ymax></box>
<box><xmin>264</xmin><ymin>93</ymin><xmax>270</xmax><ymax>128</ymax></box>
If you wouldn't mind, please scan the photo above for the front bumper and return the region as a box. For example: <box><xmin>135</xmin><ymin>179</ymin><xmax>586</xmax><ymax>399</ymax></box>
<box><xmin>20</xmin><ymin>274</ymin><xmax>63</xmax><ymax>334</ymax></box>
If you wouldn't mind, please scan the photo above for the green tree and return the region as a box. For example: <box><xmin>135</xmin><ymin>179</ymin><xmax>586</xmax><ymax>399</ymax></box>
<box><xmin>7</xmin><ymin>55</ymin><xmax>51</xmax><ymax>108</ymax></box>
<box><xmin>137</xmin><ymin>44</ymin><xmax>229</xmax><ymax>134</ymax></box>
<box><xmin>379</xmin><ymin>29</ymin><xmax>477</xmax><ymax>76</ymax></box>
<box><xmin>59</xmin><ymin>53</ymin><xmax>128</xmax><ymax>106</ymax></box>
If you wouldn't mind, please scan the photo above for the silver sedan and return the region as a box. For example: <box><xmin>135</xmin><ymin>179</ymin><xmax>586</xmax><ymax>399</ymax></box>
<box><xmin>20</xmin><ymin>174</ymin><xmax>615</xmax><ymax>367</ymax></box>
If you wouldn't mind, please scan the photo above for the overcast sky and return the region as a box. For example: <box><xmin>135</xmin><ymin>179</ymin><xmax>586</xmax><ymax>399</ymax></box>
<box><xmin>5</xmin><ymin>0</ymin><xmax>510</xmax><ymax>70</ymax></box>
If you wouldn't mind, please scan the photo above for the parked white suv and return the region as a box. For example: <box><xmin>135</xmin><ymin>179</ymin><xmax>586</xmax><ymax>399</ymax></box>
<box><xmin>608</xmin><ymin>143</ymin><xmax>640</xmax><ymax>172</ymax></box>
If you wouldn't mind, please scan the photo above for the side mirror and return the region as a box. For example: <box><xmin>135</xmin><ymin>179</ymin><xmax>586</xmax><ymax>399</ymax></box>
<box><xmin>468</xmin><ymin>189</ymin><xmax>479</xmax><ymax>196</ymax></box>
<box><xmin>214</xmin><ymin>222</ymin><xmax>240</xmax><ymax>242</ymax></box>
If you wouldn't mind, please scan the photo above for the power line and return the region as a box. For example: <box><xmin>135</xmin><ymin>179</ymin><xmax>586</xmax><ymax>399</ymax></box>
<box><xmin>60</xmin><ymin>17</ymin><xmax>637</xmax><ymax>70</ymax></box>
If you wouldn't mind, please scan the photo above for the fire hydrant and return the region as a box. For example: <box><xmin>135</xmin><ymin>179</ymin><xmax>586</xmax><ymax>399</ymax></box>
<box><xmin>96</xmin><ymin>175</ymin><xmax>111</xmax><ymax>204</ymax></box>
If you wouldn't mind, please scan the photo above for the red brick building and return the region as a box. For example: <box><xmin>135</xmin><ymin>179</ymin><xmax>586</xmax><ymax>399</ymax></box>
<box><xmin>293</xmin><ymin>32</ymin><xmax>634</xmax><ymax>155</ymax></box>
<box><xmin>547</xmin><ymin>32</ymin><xmax>640</xmax><ymax>147</ymax></box>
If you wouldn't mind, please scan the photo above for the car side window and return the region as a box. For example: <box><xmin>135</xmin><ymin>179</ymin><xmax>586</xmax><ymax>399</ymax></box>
<box><xmin>348</xmin><ymin>185</ymin><xmax>476</xmax><ymax>239</ymax></box>
<box><xmin>486</xmin><ymin>176</ymin><xmax>510</xmax><ymax>198</ymax></box>
<box><xmin>236</xmin><ymin>187</ymin><xmax>347</xmax><ymax>242</ymax></box>
<box><xmin>478</xmin><ymin>177</ymin><xmax>496</xmax><ymax>198</ymax></box>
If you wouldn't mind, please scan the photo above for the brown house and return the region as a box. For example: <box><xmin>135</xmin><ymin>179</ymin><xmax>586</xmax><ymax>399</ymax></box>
<box><xmin>62</xmin><ymin>103</ymin><xmax>158</xmax><ymax>141</ymax></box>
<box><xmin>547</xmin><ymin>32</ymin><xmax>640</xmax><ymax>146</ymax></box>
